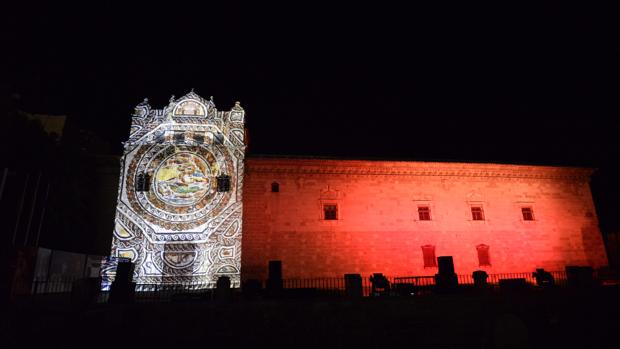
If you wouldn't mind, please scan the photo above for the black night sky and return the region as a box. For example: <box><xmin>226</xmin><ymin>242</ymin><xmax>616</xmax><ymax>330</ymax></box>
<box><xmin>3</xmin><ymin>3</ymin><xmax>620</xmax><ymax>231</ymax></box>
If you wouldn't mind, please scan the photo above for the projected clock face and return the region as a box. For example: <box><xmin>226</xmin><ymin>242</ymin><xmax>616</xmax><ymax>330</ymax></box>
<box><xmin>153</xmin><ymin>152</ymin><xmax>211</xmax><ymax>206</ymax></box>
<box><xmin>125</xmin><ymin>144</ymin><xmax>234</xmax><ymax>231</ymax></box>
<box><xmin>105</xmin><ymin>93</ymin><xmax>245</xmax><ymax>290</ymax></box>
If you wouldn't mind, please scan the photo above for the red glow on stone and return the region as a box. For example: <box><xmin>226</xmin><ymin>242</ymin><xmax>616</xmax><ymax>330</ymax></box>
<box><xmin>241</xmin><ymin>158</ymin><xmax>608</xmax><ymax>280</ymax></box>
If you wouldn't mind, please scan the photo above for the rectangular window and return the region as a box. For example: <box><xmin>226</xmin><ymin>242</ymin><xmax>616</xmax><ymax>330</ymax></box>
<box><xmin>471</xmin><ymin>206</ymin><xmax>484</xmax><ymax>221</ymax></box>
<box><xmin>135</xmin><ymin>173</ymin><xmax>150</xmax><ymax>192</ymax></box>
<box><xmin>174</xmin><ymin>131</ymin><xmax>185</xmax><ymax>143</ymax></box>
<box><xmin>193</xmin><ymin>132</ymin><xmax>205</xmax><ymax>144</ymax></box>
<box><xmin>217</xmin><ymin>175</ymin><xmax>231</xmax><ymax>192</ymax></box>
<box><xmin>214</xmin><ymin>132</ymin><xmax>224</xmax><ymax>145</ymax></box>
<box><xmin>154</xmin><ymin>130</ymin><xmax>165</xmax><ymax>142</ymax></box>
<box><xmin>476</xmin><ymin>244</ymin><xmax>491</xmax><ymax>267</ymax></box>
<box><xmin>323</xmin><ymin>204</ymin><xmax>338</xmax><ymax>220</ymax></box>
<box><xmin>421</xmin><ymin>245</ymin><xmax>437</xmax><ymax>268</ymax></box>
<box><xmin>521</xmin><ymin>207</ymin><xmax>534</xmax><ymax>221</ymax></box>
<box><xmin>418</xmin><ymin>206</ymin><xmax>431</xmax><ymax>221</ymax></box>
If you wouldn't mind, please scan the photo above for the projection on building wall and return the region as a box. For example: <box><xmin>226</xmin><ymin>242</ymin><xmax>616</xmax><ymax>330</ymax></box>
<box><xmin>102</xmin><ymin>91</ymin><xmax>246</xmax><ymax>290</ymax></box>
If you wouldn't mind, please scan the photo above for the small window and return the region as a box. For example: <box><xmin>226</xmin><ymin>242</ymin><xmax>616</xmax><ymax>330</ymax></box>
<box><xmin>217</xmin><ymin>175</ymin><xmax>231</xmax><ymax>192</ymax></box>
<box><xmin>135</xmin><ymin>173</ymin><xmax>151</xmax><ymax>192</ymax></box>
<box><xmin>476</xmin><ymin>244</ymin><xmax>491</xmax><ymax>267</ymax></box>
<box><xmin>154</xmin><ymin>130</ymin><xmax>165</xmax><ymax>143</ymax></box>
<box><xmin>521</xmin><ymin>207</ymin><xmax>534</xmax><ymax>221</ymax></box>
<box><xmin>193</xmin><ymin>132</ymin><xmax>205</xmax><ymax>144</ymax></box>
<box><xmin>174</xmin><ymin>131</ymin><xmax>185</xmax><ymax>144</ymax></box>
<box><xmin>471</xmin><ymin>206</ymin><xmax>485</xmax><ymax>221</ymax></box>
<box><xmin>421</xmin><ymin>245</ymin><xmax>437</xmax><ymax>268</ymax></box>
<box><xmin>323</xmin><ymin>204</ymin><xmax>338</xmax><ymax>220</ymax></box>
<box><xmin>418</xmin><ymin>206</ymin><xmax>431</xmax><ymax>221</ymax></box>
<box><xmin>271</xmin><ymin>182</ymin><xmax>279</xmax><ymax>193</ymax></box>
<box><xmin>214</xmin><ymin>132</ymin><xmax>224</xmax><ymax>145</ymax></box>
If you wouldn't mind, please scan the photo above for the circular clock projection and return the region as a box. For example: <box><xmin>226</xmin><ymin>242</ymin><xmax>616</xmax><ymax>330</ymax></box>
<box><xmin>153</xmin><ymin>152</ymin><xmax>211</xmax><ymax>206</ymax></box>
<box><xmin>125</xmin><ymin>144</ymin><xmax>234</xmax><ymax>231</ymax></box>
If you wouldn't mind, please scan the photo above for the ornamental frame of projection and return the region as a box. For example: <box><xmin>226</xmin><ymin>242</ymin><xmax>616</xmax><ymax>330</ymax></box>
<box><xmin>103</xmin><ymin>91</ymin><xmax>246</xmax><ymax>290</ymax></box>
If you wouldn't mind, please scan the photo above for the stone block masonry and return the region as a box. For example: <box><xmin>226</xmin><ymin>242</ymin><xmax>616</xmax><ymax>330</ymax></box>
<box><xmin>242</xmin><ymin>157</ymin><xmax>607</xmax><ymax>280</ymax></box>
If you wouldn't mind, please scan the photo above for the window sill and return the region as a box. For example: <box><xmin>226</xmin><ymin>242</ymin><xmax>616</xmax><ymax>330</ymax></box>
<box><xmin>319</xmin><ymin>219</ymin><xmax>341</xmax><ymax>225</ymax></box>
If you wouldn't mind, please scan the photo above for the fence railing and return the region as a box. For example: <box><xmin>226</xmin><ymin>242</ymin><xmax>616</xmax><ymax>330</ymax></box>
<box><xmin>31</xmin><ymin>276</ymin><xmax>82</xmax><ymax>294</ymax></box>
<box><xmin>280</xmin><ymin>276</ymin><xmax>439</xmax><ymax>297</ymax></box>
<box><xmin>28</xmin><ymin>270</ymin><xmax>590</xmax><ymax>301</ymax></box>
<box><xmin>282</xmin><ymin>277</ymin><xmax>346</xmax><ymax>296</ymax></box>
<box><xmin>457</xmin><ymin>271</ymin><xmax>569</xmax><ymax>286</ymax></box>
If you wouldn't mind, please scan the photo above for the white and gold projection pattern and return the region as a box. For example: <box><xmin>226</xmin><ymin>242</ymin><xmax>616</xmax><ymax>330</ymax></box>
<box><xmin>103</xmin><ymin>91</ymin><xmax>246</xmax><ymax>289</ymax></box>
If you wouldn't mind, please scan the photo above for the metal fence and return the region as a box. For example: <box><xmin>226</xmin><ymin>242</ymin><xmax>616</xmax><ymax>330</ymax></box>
<box><xmin>31</xmin><ymin>276</ymin><xmax>82</xmax><ymax>294</ymax></box>
<box><xmin>278</xmin><ymin>272</ymin><xmax>570</xmax><ymax>296</ymax></box>
<box><xmin>282</xmin><ymin>277</ymin><xmax>346</xmax><ymax>296</ymax></box>
<box><xmin>280</xmin><ymin>276</ymin><xmax>438</xmax><ymax>297</ymax></box>
<box><xmin>457</xmin><ymin>271</ymin><xmax>569</xmax><ymax>286</ymax></box>
<box><xmin>133</xmin><ymin>284</ymin><xmax>216</xmax><ymax>303</ymax></box>
<box><xmin>28</xmin><ymin>270</ymin><xmax>581</xmax><ymax>301</ymax></box>
<box><xmin>249</xmin><ymin>271</ymin><xmax>573</xmax><ymax>297</ymax></box>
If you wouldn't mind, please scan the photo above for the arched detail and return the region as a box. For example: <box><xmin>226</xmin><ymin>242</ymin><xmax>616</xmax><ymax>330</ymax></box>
<box><xmin>173</xmin><ymin>99</ymin><xmax>207</xmax><ymax>116</ymax></box>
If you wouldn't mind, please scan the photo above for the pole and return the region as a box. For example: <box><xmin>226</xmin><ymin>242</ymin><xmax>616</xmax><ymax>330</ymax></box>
<box><xmin>34</xmin><ymin>181</ymin><xmax>51</xmax><ymax>247</ymax></box>
<box><xmin>0</xmin><ymin>168</ymin><xmax>8</xmax><ymax>201</ymax></box>
<box><xmin>24</xmin><ymin>172</ymin><xmax>42</xmax><ymax>246</ymax></box>
<box><xmin>46</xmin><ymin>249</ymin><xmax>54</xmax><ymax>290</ymax></box>
<box><xmin>82</xmin><ymin>255</ymin><xmax>89</xmax><ymax>278</ymax></box>
<box><xmin>12</xmin><ymin>173</ymin><xmax>30</xmax><ymax>245</ymax></box>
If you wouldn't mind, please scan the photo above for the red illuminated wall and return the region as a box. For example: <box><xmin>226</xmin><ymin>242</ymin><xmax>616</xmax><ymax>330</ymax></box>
<box><xmin>242</xmin><ymin>158</ymin><xmax>608</xmax><ymax>280</ymax></box>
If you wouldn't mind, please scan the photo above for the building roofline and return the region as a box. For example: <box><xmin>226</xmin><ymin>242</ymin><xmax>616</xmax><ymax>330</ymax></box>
<box><xmin>245</xmin><ymin>154</ymin><xmax>595</xmax><ymax>180</ymax></box>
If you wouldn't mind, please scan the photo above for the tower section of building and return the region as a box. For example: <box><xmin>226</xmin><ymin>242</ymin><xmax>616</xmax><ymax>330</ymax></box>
<box><xmin>104</xmin><ymin>91</ymin><xmax>245</xmax><ymax>288</ymax></box>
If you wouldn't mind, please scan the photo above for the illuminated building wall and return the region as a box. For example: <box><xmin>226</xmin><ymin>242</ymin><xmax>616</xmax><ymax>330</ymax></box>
<box><xmin>107</xmin><ymin>93</ymin><xmax>608</xmax><ymax>286</ymax></box>
<box><xmin>104</xmin><ymin>91</ymin><xmax>246</xmax><ymax>288</ymax></box>
<box><xmin>242</xmin><ymin>158</ymin><xmax>608</xmax><ymax>279</ymax></box>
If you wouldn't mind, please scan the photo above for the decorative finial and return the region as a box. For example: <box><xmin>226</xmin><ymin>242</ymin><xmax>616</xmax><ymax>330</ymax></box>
<box><xmin>232</xmin><ymin>101</ymin><xmax>243</xmax><ymax>111</ymax></box>
<box><xmin>210</xmin><ymin>96</ymin><xmax>214</xmax><ymax>101</ymax></box>
<box><xmin>137</xmin><ymin>98</ymin><xmax>150</xmax><ymax>107</ymax></box>
<box><xmin>169</xmin><ymin>95</ymin><xmax>175</xmax><ymax>103</ymax></box>
<box><xmin>191</xmin><ymin>88</ymin><xmax>195</xmax><ymax>93</ymax></box>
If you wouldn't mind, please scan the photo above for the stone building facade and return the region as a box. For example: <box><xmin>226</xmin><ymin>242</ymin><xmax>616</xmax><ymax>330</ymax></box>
<box><xmin>242</xmin><ymin>157</ymin><xmax>608</xmax><ymax>280</ymax></box>
<box><xmin>107</xmin><ymin>92</ymin><xmax>608</xmax><ymax>286</ymax></box>
<box><xmin>105</xmin><ymin>92</ymin><xmax>246</xmax><ymax>288</ymax></box>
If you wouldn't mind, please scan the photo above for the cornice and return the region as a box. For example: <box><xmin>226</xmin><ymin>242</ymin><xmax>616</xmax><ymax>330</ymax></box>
<box><xmin>245</xmin><ymin>157</ymin><xmax>594</xmax><ymax>181</ymax></box>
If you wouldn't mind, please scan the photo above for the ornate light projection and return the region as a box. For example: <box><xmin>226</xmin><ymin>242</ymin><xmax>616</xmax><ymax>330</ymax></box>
<box><xmin>103</xmin><ymin>91</ymin><xmax>246</xmax><ymax>289</ymax></box>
